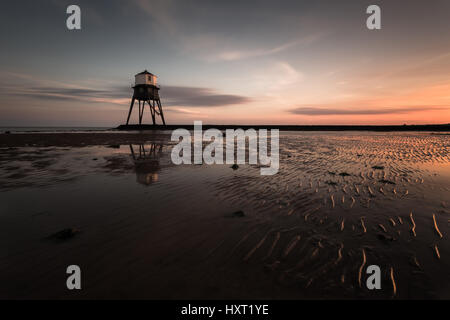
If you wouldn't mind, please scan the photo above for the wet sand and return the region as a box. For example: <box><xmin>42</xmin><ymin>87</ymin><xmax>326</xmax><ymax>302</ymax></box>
<box><xmin>0</xmin><ymin>131</ymin><xmax>449</xmax><ymax>299</ymax></box>
<box><xmin>0</xmin><ymin>132</ymin><xmax>171</xmax><ymax>148</ymax></box>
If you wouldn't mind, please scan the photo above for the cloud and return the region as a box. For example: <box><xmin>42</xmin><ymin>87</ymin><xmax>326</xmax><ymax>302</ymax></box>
<box><xmin>22</xmin><ymin>93</ymin><xmax>78</xmax><ymax>101</ymax></box>
<box><xmin>7</xmin><ymin>86</ymin><xmax>131</xmax><ymax>104</ymax></box>
<box><xmin>29</xmin><ymin>87</ymin><xmax>128</xmax><ymax>99</ymax></box>
<box><xmin>27</xmin><ymin>84</ymin><xmax>252</xmax><ymax>107</ymax></box>
<box><xmin>163</xmin><ymin>86</ymin><xmax>252</xmax><ymax>107</ymax></box>
<box><xmin>250</xmin><ymin>61</ymin><xmax>303</xmax><ymax>92</ymax></box>
<box><xmin>182</xmin><ymin>33</ymin><xmax>325</xmax><ymax>63</ymax></box>
<box><xmin>1</xmin><ymin>77</ymin><xmax>251</xmax><ymax>108</ymax></box>
<box><xmin>133</xmin><ymin>0</ymin><xmax>178</xmax><ymax>35</ymax></box>
<box><xmin>207</xmin><ymin>35</ymin><xmax>321</xmax><ymax>62</ymax></box>
<box><xmin>288</xmin><ymin>106</ymin><xmax>448</xmax><ymax>116</ymax></box>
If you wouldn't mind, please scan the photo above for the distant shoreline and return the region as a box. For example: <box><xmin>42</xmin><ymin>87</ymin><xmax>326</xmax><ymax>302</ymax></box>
<box><xmin>117</xmin><ymin>123</ymin><xmax>450</xmax><ymax>132</ymax></box>
<box><xmin>1</xmin><ymin>123</ymin><xmax>449</xmax><ymax>135</ymax></box>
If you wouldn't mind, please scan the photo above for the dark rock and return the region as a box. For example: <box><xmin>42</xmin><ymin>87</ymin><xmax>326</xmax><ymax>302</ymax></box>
<box><xmin>264</xmin><ymin>260</ymin><xmax>280</xmax><ymax>271</ymax></box>
<box><xmin>376</xmin><ymin>233</ymin><xmax>395</xmax><ymax>242</ymax></box>
<box><xmin>232</xmin><ymin>210</ymin><xmax>245</xmax><ymax>217</ymax></box>
<box><xmin>372</xmin><ymin>165</ymin><xmax>384</xmax><ymax>170</ymax></box>
<box><xmin>231</xmin><ymin>164</ymin><xmax>239</xmax><ymax>170</ymax></box>
<box><xmin>379</xmin><ymin>179</ymin><xmax>395</xmax><ymax>185</ymax></box>
<box><xmin>48</xmin><ymin>228</ymin><xmax>80</xmax><ymax>241</ymax></box>
<box><xmin>339</xmin><ymin>172</ymin><xmax>351</xmax><ymax>177</ymax></box>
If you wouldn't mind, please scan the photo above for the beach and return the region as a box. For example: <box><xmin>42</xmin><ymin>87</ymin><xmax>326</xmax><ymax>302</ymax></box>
<box><xmin>0</xmin><ymin>131</ymin><xmax>449</xmax><ymax>299</ymax></box>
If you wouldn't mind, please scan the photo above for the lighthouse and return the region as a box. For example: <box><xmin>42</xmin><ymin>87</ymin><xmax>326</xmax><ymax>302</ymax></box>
<box><xmin>126</xmin><ymin>70</ymin><xmax>166</xmax><ymax>125</ymax></box>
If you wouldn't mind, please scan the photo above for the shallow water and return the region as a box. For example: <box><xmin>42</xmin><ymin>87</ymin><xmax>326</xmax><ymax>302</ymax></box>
<box><xmin>0</xmin><ymin>131</ymin><xmax>449</xmax><ymax>299</ymax></box>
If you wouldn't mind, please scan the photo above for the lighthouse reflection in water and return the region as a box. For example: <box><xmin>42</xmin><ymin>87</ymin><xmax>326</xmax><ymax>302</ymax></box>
<box><xmin>129</xmin><ymin>143</ymin><xmax>164</xmax><ymax>185</ymax></box>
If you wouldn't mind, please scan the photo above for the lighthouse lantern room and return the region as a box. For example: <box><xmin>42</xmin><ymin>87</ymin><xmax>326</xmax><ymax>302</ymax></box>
<box><xmin>135</xmin><ymin>71</ymin><xmax>157</xmax><ymax>86</ymax></box>
<box><xmin>126</xmin><ymin>70</ymin><xmax>166</xmax><ymax>126</ymax></box>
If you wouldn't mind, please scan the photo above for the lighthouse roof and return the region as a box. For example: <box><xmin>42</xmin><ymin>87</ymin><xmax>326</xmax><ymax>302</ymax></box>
<box><xmin>136</xmin><ymin>70</ymin><xmax>155</xmax><ymax>76</ymax></box>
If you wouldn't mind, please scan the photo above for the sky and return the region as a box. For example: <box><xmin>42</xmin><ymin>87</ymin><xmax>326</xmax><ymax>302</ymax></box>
<box><xmin>1</xmin><ymin>0</ymin><xmax>450</xmax><ymax>126</ymax></box>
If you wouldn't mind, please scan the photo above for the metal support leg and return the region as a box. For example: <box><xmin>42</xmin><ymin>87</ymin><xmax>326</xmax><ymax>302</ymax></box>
<box><xmin>149</xmin><ymin>100</ymin><xmax>156</xmax><ymax>125</ymax></box>
<box><xmin>139</xmin><ymin>100</ymin><xmax>144</xmax><ymax>125</ymax></box>
<box><xmin>157</xmin><ymin>99</ymin><xmax>166</xmax><ymax>125</ymax></box>
<box><xmin>126</xmin><ymin>97</ymin><xmax>135</xmax><ymax>125</ymax></box>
